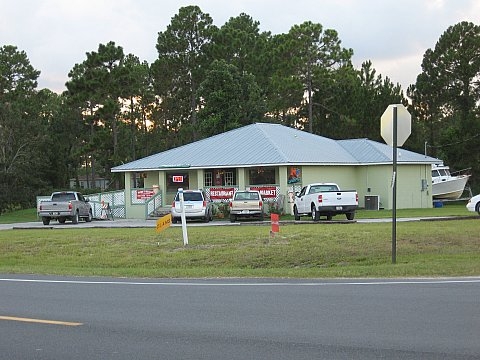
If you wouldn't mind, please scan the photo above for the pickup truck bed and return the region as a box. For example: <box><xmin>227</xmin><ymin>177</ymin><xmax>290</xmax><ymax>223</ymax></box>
<box><xmin>294</xmin><ymin>183</ymin><xmax>358</xmax><ymax>221</ymax></box>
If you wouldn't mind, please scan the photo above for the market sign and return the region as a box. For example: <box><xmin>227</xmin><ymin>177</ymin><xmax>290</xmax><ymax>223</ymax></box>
<box><xmin>249</xmin><ymin>186</ymin><xmax>277</xmax><ymax>198</ymax></box>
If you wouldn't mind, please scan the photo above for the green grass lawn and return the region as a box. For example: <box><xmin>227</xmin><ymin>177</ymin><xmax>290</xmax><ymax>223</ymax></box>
<box><xmin>0</xmin><ymin>208</ymin><xmax>38</xmax><ymax>223</ymax></box>
<box><xmin>0</xmin><ymin>210</ymin><xmax>478</xmax><ymax>278</ymax></box>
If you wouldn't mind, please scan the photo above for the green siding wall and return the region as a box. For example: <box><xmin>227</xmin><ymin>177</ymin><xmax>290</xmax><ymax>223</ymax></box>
<box><xmin>122</xmin><ymin>163</ymin><xmax>433</xmax><ymax>218</ymax></box>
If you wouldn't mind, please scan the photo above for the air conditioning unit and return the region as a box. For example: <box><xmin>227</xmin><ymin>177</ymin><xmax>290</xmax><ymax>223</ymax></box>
<box><xmin>364</xmin><ymin>195</ymin><xmax>380</xmax><ymax>210</ymax></box>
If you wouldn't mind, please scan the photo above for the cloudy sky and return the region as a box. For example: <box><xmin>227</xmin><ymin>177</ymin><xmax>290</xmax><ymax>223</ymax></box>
<box><xmin>1</xmin><ymin>0</ymin><xmax>478</xmax><ymax>93</ymax></box>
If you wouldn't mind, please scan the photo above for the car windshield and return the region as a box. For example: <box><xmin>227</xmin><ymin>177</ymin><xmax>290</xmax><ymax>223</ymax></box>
<box><xmin>235</xmin><ymin>192</ymin><xmax>259</xmax><ymax>200</ymax></box>
<box><xmin>178</xmin><ymin>192</ymin><xmax>203</xmax><ymax>202</ymax></box>
<box><xmin>51</xmin><ymin>193</ymin><xmax>76</xmax><ymax>201</ymax></box>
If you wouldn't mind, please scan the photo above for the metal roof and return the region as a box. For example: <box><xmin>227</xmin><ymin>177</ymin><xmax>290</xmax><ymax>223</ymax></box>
<box><xmin>112</xmin><ymin>123</ymin><xmax>440</xmax><ymax>172</ymax></box>
<box><xmin>338</xmin><ymin>138</ymin><xmax>438</xmax><ymax>164</ymax></box>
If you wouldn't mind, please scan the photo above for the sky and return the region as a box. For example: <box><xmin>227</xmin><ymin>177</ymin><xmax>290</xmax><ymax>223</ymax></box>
<box><xmin>1</xmin><ymin>0</ymin><xmax>479</xmax><ymax>93</ymax></box>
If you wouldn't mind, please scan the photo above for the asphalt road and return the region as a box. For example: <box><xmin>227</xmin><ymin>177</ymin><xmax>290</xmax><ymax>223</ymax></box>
<box><xmin>1</xmin><ymin>275</ymin><xmax>479</xmax><ymax>359</ymax></box>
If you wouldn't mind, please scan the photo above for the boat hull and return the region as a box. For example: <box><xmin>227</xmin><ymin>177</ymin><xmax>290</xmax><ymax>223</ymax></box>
<box><xmin>432</xmin><ymin>175</ymin><xmax>470</xmax><ymax>200</ymax></box>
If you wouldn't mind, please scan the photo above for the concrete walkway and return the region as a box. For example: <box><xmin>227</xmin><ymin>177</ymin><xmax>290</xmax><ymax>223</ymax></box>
<box><xmin>0</xmin><ymin>218</ymin><xmax>242</xmax><ymax>230</ymax></box>
<box><xmin>0</xmin><ymin>215</ymin><xmax>475</xmax><ymax>231</ymax></box>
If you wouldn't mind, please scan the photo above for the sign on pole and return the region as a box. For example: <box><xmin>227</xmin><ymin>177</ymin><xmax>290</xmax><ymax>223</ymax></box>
<box><xmin>381</xmin><ymin>104</ymin><xmax>411</xmax><ymax>146</ymax></box>
<box><xmin>156</xmin><ymin>214</ymin><xmax>172</xmax><ymax>233</ymax></box>
<box><xmin>380</xmin><ymin>104</ymin><xmax>411</xmax><ymax>264</ymax></box>
<box><xmin>178</xmin><ymin>188</ymin><xmax>188</xmax><ymax>246</ymax></box>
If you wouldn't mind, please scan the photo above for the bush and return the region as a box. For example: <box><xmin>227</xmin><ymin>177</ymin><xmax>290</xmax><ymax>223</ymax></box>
<box><xmin>212</xmin><ymin>202</ymin><xmax>230</xmax><ymax>219</ymax></box>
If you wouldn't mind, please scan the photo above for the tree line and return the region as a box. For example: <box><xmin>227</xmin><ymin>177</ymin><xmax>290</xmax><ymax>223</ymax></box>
<box><xmin>0</xmin><ymin>5</ymin><xmax>479</xmax><ymax>212</ymax></box>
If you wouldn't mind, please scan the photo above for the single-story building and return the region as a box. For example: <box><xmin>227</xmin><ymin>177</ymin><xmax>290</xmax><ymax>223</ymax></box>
<box><xmin>111</xmin><ymin>122</ymin><xmax>440</xmax><ymax>219</ymax></box>
<box><xmin>69</xmin><ymin>175</ymin><xmax>109</xmax><ymax>190</ymax></box>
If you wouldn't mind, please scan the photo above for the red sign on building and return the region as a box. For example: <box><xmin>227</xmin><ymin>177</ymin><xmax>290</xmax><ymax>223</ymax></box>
<box><xmin>249</xmin><ymin>186</ymin><xmax>277</xmax><ymax>198</ymax></box>
<box><xmin>209</xmin><ymin>187</ymin><xmax>235</xmax><ymax>200</ymax></box>
<box><xmin>172</xmin><ymin>175</ymin><xmax>184</xmax><ymax>183</ymax></box>
<box><xmin>136</xmin><ymin>189</ymin><xmax>155</xmax><ymax>200</ymax></box>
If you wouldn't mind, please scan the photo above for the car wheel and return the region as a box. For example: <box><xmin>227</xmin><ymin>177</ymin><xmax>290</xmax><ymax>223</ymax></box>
<box><xmin>230</xmin><ymin>214</ymin><xmax>236</xmax><ymax>223</ymax></box>
<box><xmin>72</xmin><ymin>211</ymin><xmax>79</xmax><ymax>224</ymax></box>
<box><xmin>58</xmin><ymin>217</ymin><xmax>66</xmax><ymax>224</ymax></box>
<box><xmin>203</xmin><ymin>212</ymin><xmax>210</xmax><ymax>223</ymax></box>
<box><xmin>311</xmin><ymin>205</ymin><xmax>320</xmax><ymax>221</ymax></box>
<box><xmin>86</xmin><ymin>210</ymin><xmax>93</xmax><ymax>222</ymax></box>
<box><xmin>293</xmin><ymin>205</ymin><xmax>300</xmax><ymax>221</ymax></box>
<box><xmin>326</xmin><ymin>214</ymin><xmax>333</xmax><ymax>221</ymax></box>
<box><xmin>42</xmin><ymin>217</ymin><xmax>50</xmax><ymax>225</ymax></box>
<box><xmin>476</xmin><ymin>203</ymin><xmax>480</xmax><ymax>215</ymax></box>
<box><xmin>346</xmin><ymin>212</ymin><xmax>355</xmax><ymax>221</ymax></box>
<box><xmin>172</xmin><ymin>217</ymin><xmax>178</xmax><ymax>224</ymax></box>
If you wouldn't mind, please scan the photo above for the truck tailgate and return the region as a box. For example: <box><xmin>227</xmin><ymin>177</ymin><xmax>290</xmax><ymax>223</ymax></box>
<box><xmin>38</xmin><ymin>202</ymin><xmax>71</xmax><ymax>212</ymax></box>
<box><xmin>320</xmin><ymin>192</ymin><xmax>357</xmax><ymax>206</ymax></box>
<box><xmin>231</xmin><ymin>200</ymin><xmax>261</xmax><ymax>211</ymax></box>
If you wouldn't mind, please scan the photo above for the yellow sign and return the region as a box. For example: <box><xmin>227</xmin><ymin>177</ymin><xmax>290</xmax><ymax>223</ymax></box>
<box><xmin>156</xmin><ymin>214</ymin><xmax>172</xmax><ymax>233</ymax></box>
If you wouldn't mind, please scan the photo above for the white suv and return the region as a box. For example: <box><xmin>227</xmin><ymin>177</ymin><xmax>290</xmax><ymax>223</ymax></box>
<box><xmin>171</xmin><ymin>190</ymin><xmax>213</xmax><ymax>223</ymax></box>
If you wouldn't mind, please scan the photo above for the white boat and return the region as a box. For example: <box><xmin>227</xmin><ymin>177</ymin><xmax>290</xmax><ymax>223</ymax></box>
<box><xmin>431</xmin><ymin>163</ymin><xmax>470</xmax><ymax>200</ymax></box>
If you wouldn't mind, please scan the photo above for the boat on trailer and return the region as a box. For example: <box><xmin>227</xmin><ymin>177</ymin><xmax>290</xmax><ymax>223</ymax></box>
<box><xmin>431</xmin><ymin>163</ymin><xmax>471</xmax><ymax>200</ymax></box>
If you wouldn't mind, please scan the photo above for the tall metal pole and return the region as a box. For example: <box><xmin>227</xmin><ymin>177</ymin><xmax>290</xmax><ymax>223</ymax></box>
<box><xmin>392</xmin><ymin>106</ymin><xmax>398</xmax><ymax>264</ymax></box>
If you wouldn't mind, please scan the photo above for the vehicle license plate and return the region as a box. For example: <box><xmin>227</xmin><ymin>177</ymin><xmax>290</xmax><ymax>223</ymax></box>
<box><xmin>336</xmin><ymin>206</ymin><xmax>343</xmax><ymax>210</ymax></box>
<box><xmin>242</xmin><ymin>210</ymin><xmax>250</xmax><ymax>214</ymax></box>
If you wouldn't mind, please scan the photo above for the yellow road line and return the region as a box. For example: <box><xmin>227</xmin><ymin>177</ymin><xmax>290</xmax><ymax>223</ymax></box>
<box><xmin>0</xmin><ymin>316</ymin><xmax>82</xmax><ymax>326</ymax></box>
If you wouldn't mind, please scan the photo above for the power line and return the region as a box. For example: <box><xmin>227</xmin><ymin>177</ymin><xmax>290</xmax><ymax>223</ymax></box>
<box><xmin>426</xmin><ymin>133</ymin><xmax>480</xmax><ymax>149</ymax></box>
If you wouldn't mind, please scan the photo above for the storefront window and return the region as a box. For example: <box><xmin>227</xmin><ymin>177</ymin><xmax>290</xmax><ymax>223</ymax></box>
<box><xmin>131</xmin><ymin>172</ymin><xmax>144</xmax><ymax>188</ymax></box>
<box><xmin>204</xmin><ymin>171</ymin><xmax>213</xmax><ymax>187</ymax></box>
<box><xmin>224</xmin><ymin>171</ymin><xmax>234</xmax><ymax>185</ymax></box>
<box><xmin>204</xmin><ymin>169</ymin><xmax>236</xmax><ymax>186</ymax></box>
<box><xmin>249</xmin><ymin>167</ymin><xmax>275</xmax><ymax>185</ymax></box>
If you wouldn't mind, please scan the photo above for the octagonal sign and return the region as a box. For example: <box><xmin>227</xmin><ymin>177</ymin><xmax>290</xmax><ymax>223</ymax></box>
<box><xmin>381</xmin><ymin>104</ymin><xmax>411</xmax><ymax>146</ymax></box>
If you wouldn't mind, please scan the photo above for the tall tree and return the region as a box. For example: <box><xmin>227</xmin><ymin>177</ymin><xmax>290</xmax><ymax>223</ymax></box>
<box><xmin>66</xmin><ymin>41</ymin><xmax>126</xmax><ymax>188</ymax></box>
<box><xmin>357</xmin><ymin>61</ymin><xmax>404</xmax><ymax>141</ymax></box>
<box><xmin>409</xmin><ymin>21</ymin><xmax>480</xmax><ymax>189</ymax></box>
<box><xmin>0</xmin><ymin>45</ymin><xmax>45</xmax><ymax>211</ymax></box>
<box><xmin>209</xmin><ymin>13</ymin><xmax>271</xmax><ymax>90</ymax></box>
<box><xmin>309</xmin><ymin>61</ymin><xmax>403</xmax><ymax>140</ymax></box>
<box><xmin>197</xmin><ymin>59</ymin><xmax>264</xmax><ymax>137</ymax></box>
<box><xmin>35</xmin><ymin>89</ymin><xmax>84</xmax><ymax>189</ymax></box>
<box><xmin>284</xmin><ymin>22</ymin><xmax>353</xmax><ymax>133</ymax></box>
<box><xmin>119</xmin><ymin>55</ymin><xmax>155</xmax><ymax>160</ymax></box>
<box><xmin>265</xmin><ymin>33</ymin><xmax>304</xmax><ymax>126</ymax></box>
<box><xmin>153</xmin><ymin>5</ymin><xmax>215</xmax><ymax>143</ymax></box>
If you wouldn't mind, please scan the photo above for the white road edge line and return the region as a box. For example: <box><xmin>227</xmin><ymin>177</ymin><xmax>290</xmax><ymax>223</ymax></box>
<box><xmin>1</xmin><ymin>278</ymin><xmax>479</xmax><ymax>286</ymax></box>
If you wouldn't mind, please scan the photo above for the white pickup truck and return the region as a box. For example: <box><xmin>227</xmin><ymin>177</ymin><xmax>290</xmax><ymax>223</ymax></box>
<box><xmin>37</xmin><ymin>191</ymin><xmax>93</xmax><ymax>225</ymax></box>
<box><xmin>294</xmin><ymin>183</ymin><xmax>358</xmax><ymax>221</ymax></box>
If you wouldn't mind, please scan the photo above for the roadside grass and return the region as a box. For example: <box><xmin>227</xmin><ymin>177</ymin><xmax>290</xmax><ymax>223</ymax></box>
<box><xmin>0</xmin><ymin>218</ymin><xmax>479</xmax><ymax>278</ymax></box>
<box><xmin>353</xmin><ymin>203</ymin><xmax>472</xmax><ymax>219</ymax></box>
<box><xmin>0</xmin><ymin>208</ymin><xmax>38</xmax><ymax>223</ymax></box>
